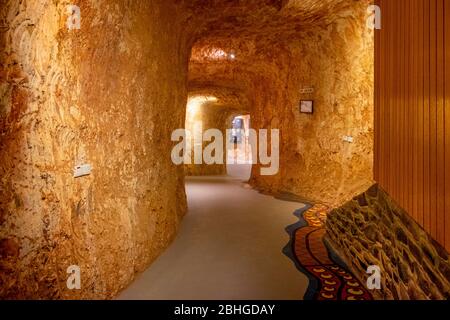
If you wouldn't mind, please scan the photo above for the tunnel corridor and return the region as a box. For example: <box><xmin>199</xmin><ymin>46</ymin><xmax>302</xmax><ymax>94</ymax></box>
<box><xmin>1</xmin><ymin>0</ymin><xmax>449</xmax><ymax>301</ymax></box>
<box><xmin>119</xmin><ymin>172</ymin><xmax>307</xmax><ymax>300</ymax></box>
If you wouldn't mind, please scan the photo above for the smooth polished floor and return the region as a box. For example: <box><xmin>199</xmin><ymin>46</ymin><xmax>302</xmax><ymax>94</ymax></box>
<box><xmin>118</xmin><ymin>165</ymin><xmax>308</xmax><ymax>300</ymax></box>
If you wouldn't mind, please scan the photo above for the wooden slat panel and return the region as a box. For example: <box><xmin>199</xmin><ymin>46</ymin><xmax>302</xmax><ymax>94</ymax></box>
<box><xmin>400</xmin><ymin>0</ymin><xmax>406</xmax><ymax>207</ymax></box>
<box><xmin>384</xmin><ymin>0</ymin><xmax>391</xmax><ymax>191</ymax></box>
<box><xmin>406</xmin><ymin>0</ymin><xmax>413</xmax><ymax>218</ymax></box>
<box><xmin>412</xmin><ymin>0</ymin><xmax>419</xmax><ymax>222</ymax></box>
<box><xmin>417</xmin><ymin>0</ymin><xmax>425</xmax><ymax>227</ymax></box>
<box><xmin>382</xmin><ymin>1</ymin><xmax>395</xmax><ymax>190</ymax></box>
<box><xmin>374</xmin><ymin>0</ymin><xmax>381</xmax><ymax>182</ymax></box>
<box><xmin>402</xmin><ymin>0</ymin><xmax>408</xmax><ymax>214</ymax></box>
<box><xmin>375</xmin><ymin>0</ymin><xmax>449</xmax><ymax>251</ymax></box>
<box><xmin>423</xmin><ymin>0</ymin><xmax>431</xmax><ymax>234</ymax></box>
<box><xmin>429</xmin><ymin>0</ymin><xmax>438</xmax><ymax>239</ymax></box>
<box><xmin>436</xmin><ymin>0</ymin><xmax>445</xmax><ymax>244</ymax></box>
<box><xmin>401</xmin><ymin>0</ymin><xmax>406</xmax><ymax>210</ymax></box>
<box><xmin>444</xmin><ymin>0</ymin><xmax>450</xmax><ymax>252</ymax></box>
<box><xmin>396</xmin><ymin>0</ymin><xmax>402</xmax><ymax>207</ymax></box>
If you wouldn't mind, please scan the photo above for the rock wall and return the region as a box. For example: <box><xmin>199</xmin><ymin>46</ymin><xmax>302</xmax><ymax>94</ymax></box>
<box><xmin>184</xmin><ymin>103</ymin><xmax>233</xmax><ymax>176</ymax></box>
<box><xmin>188</xmin><ymin>0</ymin><xmax>374</xmax><ymax>207</ymax></box>
<box><xmin>0</xmin><ymin>0</ymin><xmax>191</xmax><ymax>299</ymax></box>
<box><xmin>325</xmin><ymin>185</ymin><xmax>450</xmax><ymax>300</ymax></box>
<box><xmin>248</xmin><ymin>2</ymin><xmax>374</xmax><ymax>207</ymax></box>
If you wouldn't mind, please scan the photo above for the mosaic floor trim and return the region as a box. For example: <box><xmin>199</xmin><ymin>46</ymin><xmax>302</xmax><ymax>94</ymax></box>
<box><xmin>283</xmin><ymin>204</ymin><xmax>373</xmax><ymax>300</ymax></box>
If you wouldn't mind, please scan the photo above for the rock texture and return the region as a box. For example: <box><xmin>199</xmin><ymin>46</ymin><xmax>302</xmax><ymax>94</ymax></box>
<box><xmin>325</xmin><ymin>185</ymin><xmax>450</xmax><ymax>300</ymax></box>
<box><xmin>0</xmin><ymin>0</ymin><xmax>191</xmax><ymax>299</ymax></box>
<box><xmin>1</xmin><ymin>0</ymin><xmax>375</xmax><ymax>299</ymax></box>
<box><xmin>188</xmin><ymin>0</ymin><xmax>374</xmax><ymax>206</ymax></box>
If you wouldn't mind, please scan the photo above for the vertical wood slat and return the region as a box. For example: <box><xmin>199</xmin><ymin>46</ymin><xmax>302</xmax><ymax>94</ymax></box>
<box><xmin>396</xmin><ymin>0</ymin><xmax>405</xmax><ymax>205</ymax></box>
<box><xmin>430</xmin><ymin>0</ymin><xmax>437</xmax><ymax>239</ymax></box>
<box><xmin>397</xmin><ymin>0</ymin><xmax>402</xmax><ymax>205</ymax></box>
<box><xmin>423</xmin><ymin>0</ymin><xmax>431</xmax><ymax>234</ymax></box>
<box><xmin>444</xmin><ymin>0</ymin><xmax>450</xmax><ymax>252</ymax></box>
<box><xmin>417</xmin><ymin>0</ymin><xmax>425</xmax><ymax>227</ymax></box>
<box><xmin>407</xmin><ymin>0</ymin><xmax>413</xmax><ymax>218</ymax></box>
<box><xmin>400</xmin><ymin>0</ymin><xmax>406</xmax><ymax>207</ymax></box>
<box><xmin>404</xmin><ymin>0</ymin><xmax>409</xmax><ymax>212</ymax></box>
<box><xmin>384</xmin><ymin>0</ymin><xmax>391</xmax><ymax>192</ymax></box>
<box><xmin>375</xmin><ymin>0</ymin><xmax>449</xmax><ymax>251</ymax></box>
<box><xmin>406</xmin><ymin>0</ymin><xmax>411</xmax><ymax>219</ymax></box>
<box><xmin>384</xmin><ymin>0</ymin><xmax>391</xmax><ymax>195</ymax></box>
<box><xmin>436</xmin><ymin>0</ymin><xmax>445</xmax><ymax>245</ymax></box>
<box><xmin>400</xmin><ymin>0</ymin><xmax>404</xmax><ymax>207</ymax></box>
<box><xmin>412</xmin><ymin>0</ymin><xmax>418</xmax><ymax>222</ymax></box>
<box><xmin>374</xmin><ymin>0</ymin><xmax>381</xmax><ymax>182</ymax></box>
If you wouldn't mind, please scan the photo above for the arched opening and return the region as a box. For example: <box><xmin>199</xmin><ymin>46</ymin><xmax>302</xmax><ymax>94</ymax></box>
<box><xmin>226</xmin><ymin>114</ymin><xmax>253</xmax><ymax>181</ymax></box>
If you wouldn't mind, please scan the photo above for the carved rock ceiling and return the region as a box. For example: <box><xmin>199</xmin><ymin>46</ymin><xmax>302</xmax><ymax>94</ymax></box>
<box><xmin>184</xmin><ymin>0</ymin><xmax>352</xmax><ymax>112</ymax></box>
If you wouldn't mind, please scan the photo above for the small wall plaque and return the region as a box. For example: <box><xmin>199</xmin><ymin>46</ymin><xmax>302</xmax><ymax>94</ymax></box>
<box><xmin>300</xmin><ymin>87</ymin><xmax>314</xmax><ymax>94</ymax></box>
<box><xmin>74</xmin><ymin>164</ymin><xmax>92</xmax><ymax>178</ymax></box>
<box><xmin>300</xmin><ymin>100</ymin><xmax>314</xmax><ymax>114</ymax></box>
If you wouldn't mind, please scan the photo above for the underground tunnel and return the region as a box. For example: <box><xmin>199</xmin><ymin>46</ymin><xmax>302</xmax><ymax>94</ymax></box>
<box><xmin>0</xmin><ymin>0</ymin><xmax>449</xmax><ymax>302</ymax></box>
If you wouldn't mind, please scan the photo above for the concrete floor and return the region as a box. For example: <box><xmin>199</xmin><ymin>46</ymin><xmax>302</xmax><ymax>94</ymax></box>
<box><xmin>118</xmin><ymin>165</ymin><xmax>308</xmax><ymax>300</ymax></box>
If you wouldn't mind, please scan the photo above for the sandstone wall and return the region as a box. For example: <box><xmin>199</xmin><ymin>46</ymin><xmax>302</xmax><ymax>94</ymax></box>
<box><xmin>0</xmin><ymin>0</ymin><xmax>190</xmax><ymax>299</ymax></box>
<box><xmin>184</xmin><ymin>105</ymin><xmax>232</xmax><ymax>176</ymax></box>
<box><xmin>325</xmin><ymin>185</ymin><xmax>450</xmax><ymax>300</ymax></box>
<box><xmin>249</xmin><ymin>2</ymin><xmax>374</xmax><ymax>207</ymax></box>
<box><xmin>188</xmin><ymin>0</ymin><xmax>374</xmax><ymax>207</ymax></box>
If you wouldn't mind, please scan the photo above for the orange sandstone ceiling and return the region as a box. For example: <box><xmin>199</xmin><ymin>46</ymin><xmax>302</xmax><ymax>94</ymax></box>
<box><xmin>184</xmin><ymin>0</ymin><xmax>353</xmax><ymax>40</ymax></box>
<box><xmin>183</xmin><ymin>0</ymin><xmax>357</xmax><ymax>115</ymax></box>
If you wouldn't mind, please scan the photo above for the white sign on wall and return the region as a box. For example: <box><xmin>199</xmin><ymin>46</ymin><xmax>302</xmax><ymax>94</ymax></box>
<box><xmin>300</xmin><ymin>87</ymin><xmax>314</xmax><ymax>94</ymax></box>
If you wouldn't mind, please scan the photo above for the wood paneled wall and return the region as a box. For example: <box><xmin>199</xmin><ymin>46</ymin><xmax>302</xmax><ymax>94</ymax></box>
<box><xmin>374</xmin><ymin>0</ymin><xmax>450</xmax><ymax>251</ymax></box>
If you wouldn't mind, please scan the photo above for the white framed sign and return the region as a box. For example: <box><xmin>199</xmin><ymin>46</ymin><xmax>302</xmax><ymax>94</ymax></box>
<box><xmin>300</xmin><ymin>100</ymin><xmax>314</xmax><ymax>114</ymax></box>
